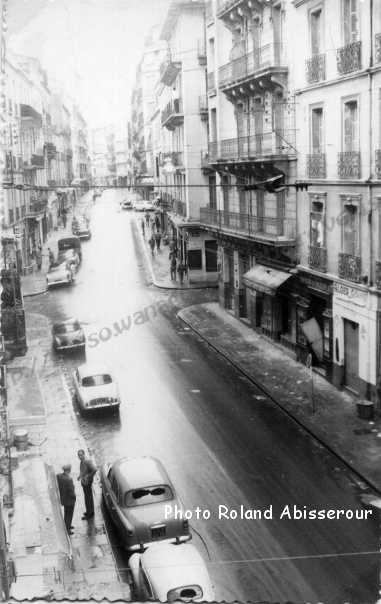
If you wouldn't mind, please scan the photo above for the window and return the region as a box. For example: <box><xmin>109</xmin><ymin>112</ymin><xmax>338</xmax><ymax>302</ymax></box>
<box><xmin>208</xmin><ymin>38</ymin><xmax>215</xmax><ymax>72</ymax></box>
<box><xmin>343</xmin><ymin>0</ymin><xmax>359</xmax><ymax>44</ymax></box>
<box><xmin>310</xmin><ymin>200</ymin><xmax>325</xmax><ymax>246</ymax></box>
<box><xmin>210</xmin><ymin>108</ymin><xmax>217</xmax><ymax>143</ymax></box>
<box><xmin>209</xmin><ymin>173</ymin><xmax>216</xmax><ymax>209</ymax></box>
<box><xmin>125</xmin><ymin>485</ymin><xmax>173</xmax><ymax>507</ymax></box>
<box><xmin>311</xmin><ymin>106</ymin><xmax>323</xmax><ymax>153</ymax></box>
<box><xmin>8</xmin><ymin>209</ymin><xmax>14</xmax><ymax>225</ymax></box>
<box><xmin>188</xmin><ymin>249</ymin><xmax>202</xmax><ymax>270</ymax></box>
<box><xmin>310</xmin><ymin>8</ymin><xmax>322</xmax><ymax>55</ymax></box>
<box><xmin>342</xmin><ymin>203</ymin><xmax>359</xmax><ymax>255</ymax></box>
<box><xmin>343</xmin><ymin>99</ymin><xmax>358</xmax><ymax>152</ymax></box>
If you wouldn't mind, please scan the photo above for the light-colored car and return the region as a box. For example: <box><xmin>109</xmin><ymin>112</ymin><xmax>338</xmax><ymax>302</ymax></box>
<box><xmin>72</xmin><ymin>219</ymin><xmax>91</xmax><ymax>240</ymax></box>
<box><xmin>133</xmin><ymin>200</ymin><xmax>146</xmax><ymax>212</ymax></box>
<box><xmin>128</xmin><ymin>542</ymin><xmax>215</xmax><ymax>602</ymax></box>
<box><xmin>46</xmin><ymin>263</ymin><xmax>74</xmax><ymax>288</ymax></box>
<box><xmin>142</xmin><ymin>200</ymin><xmax>156</xmax><ymax>211</ymax></box>
<box><xmin>73</xmin><ymin>363</ymin><xmax>120</xmax><ymax>413</ymax></box>
<box><xmin>52</xmin><ymin>319</ymin><xmax>85</xmax><ymax>352</ymax></box>
<box><xmin>100</xmin><ymin>457</ymin><xmax>191</xmax><ymax>552</ymax></box>
<box><xmin>120</xmin><ymin>199</ymin><xmax>133</xmax><ymax>210</ymax></box>
<box><xmin>56</xmin><ymin>249</ymin><xmax>80</xmax><ymax>272</ymax></box>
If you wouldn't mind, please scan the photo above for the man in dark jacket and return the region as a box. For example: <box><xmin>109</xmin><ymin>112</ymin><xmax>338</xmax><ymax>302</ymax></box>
<box><xmin>57</xmin><ymin>464</ymin><xmax>76</xmax><ymax>535</ymax></box>
<box><xmin>77</xmin><ymin>449</ymin><xmax>97</xmax><ymax>520</ymax></box>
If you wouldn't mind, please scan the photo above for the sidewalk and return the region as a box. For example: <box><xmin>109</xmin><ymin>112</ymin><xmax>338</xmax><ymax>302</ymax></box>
<box><xmin>133</xmin><ymin>215</ymin><xmax>217</xmax><ymax>290</ymax></box>
<box><xmin>7</xmin><ymin>312</ymin><xmax>129</xmax><ymax>599</ymax></box>
<box><xmin>179</xmin><ymin>302</ymin><xmax>381</xmax><ymax>495</ymax></box>
<box><xmin>21</xmin><ymin>190</ymin><xmax>95</xmax><ymax>297</ymax></box>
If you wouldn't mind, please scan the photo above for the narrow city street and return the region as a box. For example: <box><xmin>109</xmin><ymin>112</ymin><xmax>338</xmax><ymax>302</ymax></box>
<box><xmin>22</xmin><ymin>190</ymin><xmax>381</xmax><ymax>603</ymax></box>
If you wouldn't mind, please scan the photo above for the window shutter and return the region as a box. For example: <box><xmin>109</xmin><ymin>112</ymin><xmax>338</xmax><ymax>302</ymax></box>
<box><xmin>343</xmin><ymin>0</ymin><xmax>350</xmax><ymax>44</ymax></box>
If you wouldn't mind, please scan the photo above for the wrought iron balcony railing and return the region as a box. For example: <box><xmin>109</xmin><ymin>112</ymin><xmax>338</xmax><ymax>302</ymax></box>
<box><xmin>217</xmin><ymin>0</ymin><xmax>243</xmax><ymax>17</ymax></box>
<box><xmin>337</xmin><ymin>151</ymin><xmax>361</xmax><ymax>179</ymax></box>
<box><xmin>207</xmin><ymin>71</ymin><xmax>216</xmax><ymax>94</ymax></box>
<box><xmin>338</xmin><ymin>252</ymin><xmax>361</xmax><ymax>283</ymax></box>
<box><xmin>208</xmin><ymin>131</ymin><xmax>295</xmax><ymax>161</ymax></box>
<box><xmin>161</xmin><ymin>99</ymin><xmax>184</xmax><ymax>129</ymax></box>
<box><xmin>336</xmin><ymin>40</ymin><xmax>361</xmax><ymax>75</ymax></box>
<box><xmin>172</xmin><ymin>199</ymin><xmax>186</xmax><ymax>217</ymax></box>
<box><xmin>199</xmin><ymin>95</ymin><xmax>208</xmax><ymax>115</ymax></box>
<box><xmin>26</xmin><ymin>199</ymin><xmax>48</xmax><ymax>217</ymax></box>
<box><xmin>197</xmin><ymin>39</ymin><xmax>206</xmax><ymax>65</ymax></box>
<box><xmin>307</xmin><ymin>153</ymin><xmax>326</xmax><ymax>178</ymax></box>
<box><xmin>305</xmin><ymin>53</ymin><xmax>326</xmax><ymax>84</ymax></box>
<box><xmin>200</xmin><ymin>207</ymin><xmax>296</xmax><ymax>241</ymax></box>
<box><xmin>309</xmin><ymin>245</ymin><xmax>327</xmax><ymax>272</ymax></box>
<box><xmin>375</xmin><ymin>150</ymin><xmax>381</xmax><ymax>179</ymax></box>
<box><xmin>375</xmin><ymin>33</ymin><xmax>381</xmax><ymax>64</ymax></box>
<box><xmin>375</xmin><ymin>260</ymin><xmax>381</xmax><ymax>290</ymax></box>
<box><xmin>218</xmin><ymin>45</ymin><xmax>284</xmax><ymax>89</ymax></box>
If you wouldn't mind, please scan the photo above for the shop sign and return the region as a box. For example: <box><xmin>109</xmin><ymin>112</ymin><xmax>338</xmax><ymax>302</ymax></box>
<box><xmin>333</xmin><ymin>281</ymin><xmax>367</xmax><ymax>306</ymax></box>
<box><xmin>299</xmin><ymin>273</ymin><xmax>332</xmax><ymax>295</ymax></box>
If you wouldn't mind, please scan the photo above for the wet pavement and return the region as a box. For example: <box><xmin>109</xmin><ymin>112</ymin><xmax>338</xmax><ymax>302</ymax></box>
<box><xmin>24</xmin><ymin>189</ymin><xmax>381</xmax><ymax>603</ymax></box>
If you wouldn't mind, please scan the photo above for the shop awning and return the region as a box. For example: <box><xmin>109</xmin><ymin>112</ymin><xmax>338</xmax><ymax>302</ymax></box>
<box><xmin>243</xmin><ymin>265</ymin><xmax>292</xmax><ymax>296</ymax></box>
<box><xmin>301</xmin><ymin>317</ymin><xmax>323</xmax><ymax>361</ymax></box>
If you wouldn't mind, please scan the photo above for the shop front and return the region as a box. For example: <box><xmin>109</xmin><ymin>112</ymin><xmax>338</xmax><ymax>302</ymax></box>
<box><xmin>332</xmin><ymin>281</ymin><xmax>378</xmax><ymax>400</ymax></box>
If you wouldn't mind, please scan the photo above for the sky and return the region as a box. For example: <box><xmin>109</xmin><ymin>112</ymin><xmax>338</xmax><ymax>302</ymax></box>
<box><xmin>8</xmin><ymin>0</ymin><xmax>170</xmax><ymax>129</ymax></box>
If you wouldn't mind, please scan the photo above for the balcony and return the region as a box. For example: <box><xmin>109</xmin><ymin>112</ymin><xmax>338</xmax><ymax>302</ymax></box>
<box><xmin>171</xmin><ymin>151</ymin><xmax>183</xmax><ymax>166</ymax></box>
<box><xmin>337</xmin><ymin>151</ymin><xmax>361</xmax><ymax>179</ymax></box>
<box><xmin>205</xmin><ymin>0</ymin><xmax>213</xmax><ymax>22</ymax></box>
<box><xmin>375</xmin><ymin>33</ymin><xmax>381</xmax><ymax>64</ymax></box>
<box><xmin>31</xmin><ymin>154</ymin><xmax>44</xmax><ymax>168</ymax></box>
<box><xmin>172</xmin><ymin>199</ymin><xmax>187</xmax><ymax>217</ymax></box>
<box><xmin>20</xmin><ymin>104</ymin><xmax>42</xmax><ymax>127</ymax></box>
<box><xmin>375</xmin><ymin>150</ymin><xmax>381</xmax><ymax>179</ymax></box>
<box><xmin>208</xmin><ymin>131</ymin><xmax>296</xmax><ymax>163</ymax></box>
<box><xmin>338</xmin><ymin>252</ymin><xmax>361</xmax><ymax>283</ymax></box>
<box><xmin>218</xmin><ymin>45</ymin><xmax>287</xmax><ymax>94</ymax></box>
<box><xmin>207</xmin><ymin>71</ymin><xmax>216</xmax><ymax>95</ymax></box>
<box><xmin>160</xmin><ymin>60</ymin><xmax>181</xmax><ymax>87</ymax></box>
<box><xmin>161</xmin><ymin>99</ymin><xmax>184</xmax><ymax>130</ymax></box>
<box><xmin>200</xmin><ymin>207</ymin><xmax>296</xmax><ymax>245</ymax></box>
<box><xmin>309</xmin><ymin>245</ymin><xmax>327</xmax><ymax>272</ymax></box>
<box><xmin>305</xmin><ymin>53</ymin><xmax>326</xmax><ymax>84</ymax></box>
<box><xmin>199</xmin><ymin>95</ymin><xmax>208</xmax><ymax>119</ymax></box>
<box><xmin>336</xmin><ymin>41</ymin><xmax>361</xmax><ymax>75</ymax></box>
<box><xmin>44</xmin><ymin>142</ymin><xmax>57</xmax><ymax>159</ymax></box>
<box><xmin>307</xmin><ymin>153</ymin><xmax>326</xmax><ymax>178</ymax></box>
<box><xmin>26</xmin><ymin>199</ymin><xmax>48</xmax><ymax>218</ymax></box>
<box><xmin>375</xmin><ymin>261</ymin><xmax>381</xmax><ymax>290</ymax></box>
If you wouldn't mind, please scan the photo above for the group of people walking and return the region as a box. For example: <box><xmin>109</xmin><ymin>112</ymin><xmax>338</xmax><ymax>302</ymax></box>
<box><xmin>56</xmin><ymin>449</ymin><xmax>97</xmax><ymax>535</ymax></box>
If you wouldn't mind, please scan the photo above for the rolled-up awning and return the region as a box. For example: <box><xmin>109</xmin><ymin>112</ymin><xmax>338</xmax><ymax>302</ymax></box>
<box><xmin>243</xmin><ymin>265</ymin><xmax>292</xmax><ymax>296</ymax></box>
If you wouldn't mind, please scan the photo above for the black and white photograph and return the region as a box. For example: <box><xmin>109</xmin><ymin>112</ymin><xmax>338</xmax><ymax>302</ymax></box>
<box><xmin>0</xmin><ymin>0</ymin><xmax>381</xmax><ymax>602</ymax></box>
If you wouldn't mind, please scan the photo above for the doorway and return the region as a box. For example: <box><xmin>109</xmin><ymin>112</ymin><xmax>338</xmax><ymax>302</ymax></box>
<box><xmin>343</xmin><ymin>319</ymin><xmax>359</xmax><ymax>392</ymax></box>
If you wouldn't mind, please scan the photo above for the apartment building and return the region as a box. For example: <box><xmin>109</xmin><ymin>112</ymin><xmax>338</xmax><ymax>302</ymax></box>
<box><xmin>201</xmin><ymin>0</ymin><xmax>297</xmax><ymax>331</ymax></box>
<box><xmin>157</xmin><ymin>0</ymin><xmax>218</xmax><ymax>284</ymax></box>
<box><xmin>72</xmin><ymin>105</ymin><xmax>91</xmax><ymax>190</ymax></box>
<box><xmin>293</xmin><ymin>0</ymin><xmax>381</xmax><ymax>401</ymax></box>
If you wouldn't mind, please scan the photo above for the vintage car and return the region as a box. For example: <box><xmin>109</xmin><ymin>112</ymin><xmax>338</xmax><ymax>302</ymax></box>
<box><xmin>46</xmin><ymin>262</ymin><xmax>74</xmax><ymax>288</ymax></box>
<box><xmin>57</xmin><ymin>236</ymin><xmax>82</xmax><ymax>262</ymax></box>
<box><xmin>132</xmin><ymin>200</ymin><xmax>146</xmax><ymax>212</ymax></box>
<box><xmin>52</xmin><ymin>319</ymin><xmax>85</xmax><ymax>352</ymax></box>
<box><xmin>73</xmin><ymin>363</ymin><xmax>120</xmax><ymax>413</ymax></box>
<box><xmin>100</xmin><ymin>456</ymin><xmax>191</xmax><ymax>551</ymax></box>
<box><xmin>56</xmin><ymin>249</ymin><xmax>80</xmax><ymax>272</ymax></box>
<box><xmin>72</xmin><ymin>218</ymin><xmax>91</xmax><ymax>240</ymax></box>
<box><xmin>120</xmin><ymin>199</ymin><xmax>133</xmax><ymax>210</ymax></box>
<box><xmin>128</xmin><ymin>542</ymin><xmax>215</xmax><ymax>602</ymax></box>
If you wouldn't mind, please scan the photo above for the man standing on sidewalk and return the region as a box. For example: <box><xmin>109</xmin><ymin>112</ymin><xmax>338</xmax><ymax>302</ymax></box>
<box><xmin>57</xmin><ymin>464</ymin><xmax>76</xmax><ymax>535</ymax></box>
<box><xmin>77</xmin><ymin>449</ymin><xmax>97</xmax><ymax>520</ymax></box>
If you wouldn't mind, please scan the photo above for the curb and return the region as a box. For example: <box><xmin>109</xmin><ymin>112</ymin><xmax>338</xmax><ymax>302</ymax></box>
<box><xmin>132</xmin><ymin>216</ymin><xmax>218</xmax><ymax>291</ymax></box>
<box><xmin>178</xmin><ymin>306</ymin><xmax>381</xmax><ymax>497</ymax></box>
<box><xmin>23</xmin><ymin>287</ymin><xmax>48</xmax><ymax>298</ymax></box>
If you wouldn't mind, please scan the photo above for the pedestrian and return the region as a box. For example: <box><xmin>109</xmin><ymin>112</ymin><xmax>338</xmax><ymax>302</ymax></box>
<box><xmin>145</xmin><ymin>211</ymin><xmax>150</xmax><ymax>227</ymax></box>
<box><xmin>155</xmin><ymin>215</ymin><xmax>161</xmax><ymax>231</ymax></box>
<box><xmin>170</xmin><ymin>255</ymin><xmax>177</xmax><ymax>280</ymax></box>
<box><xmin>177</xmin><ymin>262</ymin><xmax>186</xmax><ymax>285</ymax></box>
<box><xmin>77</xmin><ymin>449</ymin><xmax>97</xmax><ymax>520</ymax></box>
<box><xmin>149</xmin><ymin>236</ymin><xmax>155</xmax><ymax>256</ymax></box>
<box><xmin>155</xmin><ymin>232</ymin><xmax>162</xmax><ymax>251</ymax></box>
<box><xmin>62</xmin><ymin>209</ymin><xmax>67</xmax><ymax>229</ymax></box>
<box><xmin>141</xmin><ymin>219</ymin><xmax>145</xmax><ymax>237</ymax></box>
<box><xmin>48</xmin><ymin>247</ymin><xmax>55</xmax><ymax>267</ymax></box>
<box><xmin>56</xmin><ymin>464</ymin><xmax>76</xmax><ymax>535</ymax></box>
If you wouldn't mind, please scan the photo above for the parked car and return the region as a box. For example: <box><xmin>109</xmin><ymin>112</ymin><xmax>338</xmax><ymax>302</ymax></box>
<box><xmin>120</xmin><ymin>199</ymin><xmax>133</xmax><ymax>210</ymax></box>
<box><xmin>128</xmin><ymin>543</ymin><xmax>215</xmax><ymax>602</ymax></box>
<box><xmin>46</xmin><ymin>262</ymin><xmax>74</xmax><ymax>288</ymax></box>
<box><xmin>100</xmin><ymin>456</ymin><xmax>191</xmax><ymax>552</ymax></box>
<box><xmin>73</xmin><ymin>363</ymin><xmax>120</xmax><ymax>413</ymax></box>
<box><xmin>58</xmin><ymin>236</ymin><xmax>82</xmax><ymax>262</ymax></box>
<box><xmin>52</xmin><ymin>319</ymin><xmax>85</xmax><ymax>352</ymax></box>
<box><xmin>56</xmin><ymin>249</ymin><xmax>80</xmax><ymax>272</ymax></box>
<box><xmin>133</xmin><ymin>200</ymin><xmax>146</xmax><ymax>212</ymax></box>
<box><xmin>73</xmin><ymin>219</ymin><xmax>91</xmax><ymax>240</ymax></box>
<box><xmin>142</xmin><ymin>200</ymin><xmax>156</xmax><ymax>211</ymax></box>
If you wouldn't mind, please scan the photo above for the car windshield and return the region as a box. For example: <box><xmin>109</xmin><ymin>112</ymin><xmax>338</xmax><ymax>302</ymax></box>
<box><xmin>124</xmin><ymin>484</ymin><xmax>173</xmax><ymax>507</ymax></box>
<box><xmin>54</xmin><ymin>322</ymin><xmax>80</xmax><ymax>334</ymax></box>
<box><xmin>81</xmin><ymin>374</ymin><xmax>112</xmax><ymax>387</ymax></box>
<box><xmin>167</xmin><ymin>586</ymin><xmax>203</xmax><ymax>602</ymax></box>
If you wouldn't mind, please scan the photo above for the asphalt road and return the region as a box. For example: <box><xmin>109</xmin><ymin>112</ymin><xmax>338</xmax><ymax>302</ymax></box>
<box><xmin>26</xmin><ymin>190</ymin><xmax>381</xmax><ymax>603</ymax></box>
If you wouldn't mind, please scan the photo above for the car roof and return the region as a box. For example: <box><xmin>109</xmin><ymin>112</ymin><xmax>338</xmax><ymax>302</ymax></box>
<box><xmin>77</xmin><ymin>363</ymin><xmax>113</xmax><ymax>379</ymax></box>
<box><xmin>111</xmin><ymin>457</ymin><xmax>171</xmax><ymax>491</ymax></box>
<box><xmin>53</xmin><ymin>318</ymin><xmax>80</xmax><ymax>327</ymax></box>
<box><xmin>141</xmin><ymin>544</ymin><xmax>211</xmax><ymax>599</ymax></box>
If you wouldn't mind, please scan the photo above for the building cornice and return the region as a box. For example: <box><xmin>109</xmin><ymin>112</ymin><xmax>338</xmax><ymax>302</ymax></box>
<box><xmin>295</xmin><ymin>69</ymin><xmax>369</xmax><ymax>95</ymax></box>
<box><xmin>293</xmin><ymin>0</ymin><xmax>313</xmax><ymax>6</ymax></box>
